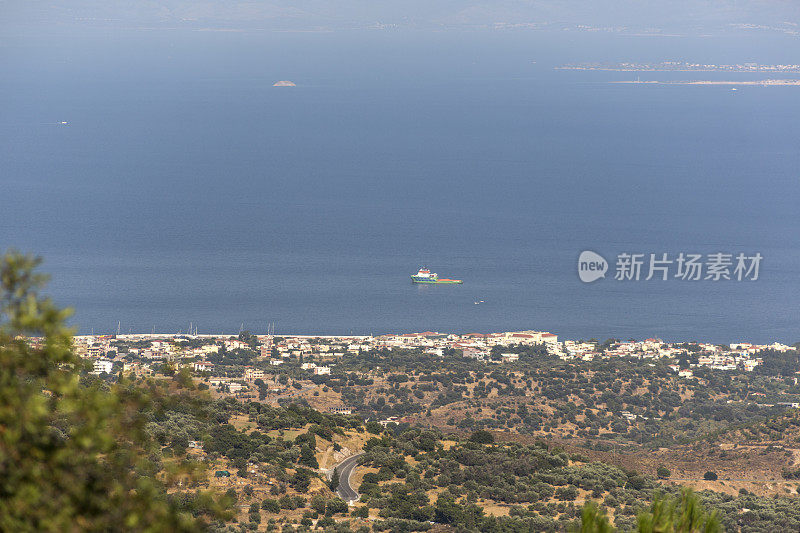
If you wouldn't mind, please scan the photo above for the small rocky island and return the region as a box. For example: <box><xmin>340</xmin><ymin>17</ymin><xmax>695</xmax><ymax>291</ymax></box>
<box><xmin>273</xmin><ymin>80</ymin><xmax>296</xmax><ymax>87</ymax></box>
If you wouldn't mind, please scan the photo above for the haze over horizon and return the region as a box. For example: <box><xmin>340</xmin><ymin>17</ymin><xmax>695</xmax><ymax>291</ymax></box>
<box><xmin>2</xmin><ymin>0</ymin><xmax>800</xmax><ymax>34</ymax></box>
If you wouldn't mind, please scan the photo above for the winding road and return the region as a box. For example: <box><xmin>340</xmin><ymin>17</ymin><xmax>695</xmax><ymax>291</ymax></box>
<box><xmin>331</xmin><ymin>452</ymin><xmax>364</xmax><ymax>502</ymax></box>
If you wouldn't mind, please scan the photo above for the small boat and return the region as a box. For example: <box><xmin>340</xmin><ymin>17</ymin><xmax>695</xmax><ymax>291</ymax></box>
<box><xmin>411</xmin><ymin>268</ymin><xmax>462</xmax><ymax>284</ymax></box>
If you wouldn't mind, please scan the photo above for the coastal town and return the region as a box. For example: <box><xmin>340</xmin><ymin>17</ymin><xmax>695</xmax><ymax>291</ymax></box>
<box><xmin>557</xmin><ymin>61</ymin><xmax>800</xmax><ymax>72</ymax></box>
<box><xmin>71</xmin><ymin>329</ymin><xmax>794</xmax><ymax>390</ymax></box>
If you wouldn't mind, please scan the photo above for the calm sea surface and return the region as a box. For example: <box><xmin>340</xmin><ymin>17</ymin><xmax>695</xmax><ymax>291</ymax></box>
<box><xmin>2</xmin><ymin>29</ymin><xmax>799</xmax><ymax>342</ymax></box>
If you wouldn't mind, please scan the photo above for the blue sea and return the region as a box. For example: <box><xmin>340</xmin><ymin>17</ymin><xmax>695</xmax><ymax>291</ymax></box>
<box><xmin>2</xmin><ymin>28</ymin><xmax>799</xmax><ymax>343</ymax></box>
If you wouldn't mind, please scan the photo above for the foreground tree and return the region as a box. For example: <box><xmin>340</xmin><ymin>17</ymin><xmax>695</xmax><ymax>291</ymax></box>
<box><xmin>0</xmin><ymin>251</ymin><xmax>227</xmax><ymax>531</ymax></box>
<box><xmin>577</xmin><ymin>488</ymin><xmax>721</xmax><ymax>533</ymax></box>
<box><xmin>575</xmin><ymin>502</ymin><xmax>615</xmax><ymax>533</ymax></box>
<box><xmin>638</xmin><ymin>488</ymin><xmax>720</xmax><ymax>533</ymax></box>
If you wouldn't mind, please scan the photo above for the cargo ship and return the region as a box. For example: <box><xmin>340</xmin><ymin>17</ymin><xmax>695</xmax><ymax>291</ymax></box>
<box><xmin>411</xmin><ymin>268</ymin><xmax>463</xmax><ymax>284</ymax></box>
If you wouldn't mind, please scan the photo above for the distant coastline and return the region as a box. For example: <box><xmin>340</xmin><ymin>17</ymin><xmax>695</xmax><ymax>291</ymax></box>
<box><xmin>562</xmin><ymin>68</ymin><xmax>800</xmax><ymax>73</ymax></box>
<box><xmin>611</xmin><ymin>79</ymin><xmax>800</xmax><ymax>86</ymax></box>
<box><xmin>558</xmin><ymin>61</ymin><xmax>800</xmax><ymax>73</ymax></box>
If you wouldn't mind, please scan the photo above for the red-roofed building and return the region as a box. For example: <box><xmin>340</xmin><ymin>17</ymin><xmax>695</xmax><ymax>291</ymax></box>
<box><xmin>541</xmin><ymin>333</ymin><xmax>558</xmax><ymax>344</ymax></box>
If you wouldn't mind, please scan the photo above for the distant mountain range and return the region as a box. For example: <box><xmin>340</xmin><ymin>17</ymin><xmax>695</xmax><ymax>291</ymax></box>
<box><xmin>3</xmin><ymin>0</ymin><xmax>800</xmax><ymax>34</ymax></box>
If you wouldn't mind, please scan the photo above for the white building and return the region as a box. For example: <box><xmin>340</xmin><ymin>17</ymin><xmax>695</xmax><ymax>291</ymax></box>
<box><xmin>194</xmin><ymin>361</ymin><xmax>214</xmax><ymax>372</ymax></box>
<box><xmin>244</xmin><ymin>367</ymin><xmax>265</xmax><ymax>381</ymax></box>
<box><xmin>541</xmin><ymin>333</ymin><xmax>558</xmax><ymax>344</ymax></box>
<box><xmin>224</xmin><ymin>340</ymin><xmax>249</xmax><ymax>351</ymax></box>
<box><xmin>92</xmin><ymin>359</ymin><xmax>113</xmax><ymax>375</ymax></box>
<box><xmin>501</xmin><ymin>353</ymin><xmax>519</xmax><ymax>363</ymax></box>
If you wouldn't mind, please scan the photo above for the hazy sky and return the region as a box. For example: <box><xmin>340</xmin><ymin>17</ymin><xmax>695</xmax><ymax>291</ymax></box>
<box><xmin>2</xmin><ymin>1</ymin><xmax>800</xmax><ymax>33</ymax></box>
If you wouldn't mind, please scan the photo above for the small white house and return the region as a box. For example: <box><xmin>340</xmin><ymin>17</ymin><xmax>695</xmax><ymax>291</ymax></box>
<box><xmin>193</xmin><ymin>361</ymin><xmax>214</xmax><ymax>372</ymax></box>
<box><xmin>92</xmin><ymin>359</ymin><xmax>113</xmax><ymax>375</ymax></box>
<box><xmin>244</xmin><ymin>367</ymin><xmax>265</xmax><ymax>381</ymax></box>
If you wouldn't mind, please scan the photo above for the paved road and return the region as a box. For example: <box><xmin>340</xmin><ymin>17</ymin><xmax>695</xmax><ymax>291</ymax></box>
<box><xmin>332</xmin><ymin>452</ymin><xmax>364</xmax><ymax>502</ymax></box>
